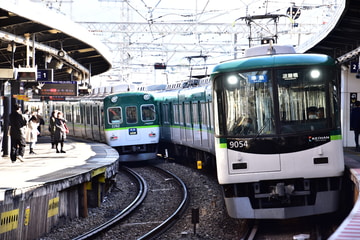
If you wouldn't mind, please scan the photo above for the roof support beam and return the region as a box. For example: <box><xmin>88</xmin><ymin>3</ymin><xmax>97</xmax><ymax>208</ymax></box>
<box><xmin>0</xmin><ymin>29</ymin><xmax>90</xmax><ymax>78</ymax></box>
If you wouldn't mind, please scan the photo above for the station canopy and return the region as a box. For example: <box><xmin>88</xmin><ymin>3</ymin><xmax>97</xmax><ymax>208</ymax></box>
<box><xmin>0</xmin><ymin>2</ymin><xmax>112</xmax><ymax>82</ymax></box>
<box><xmin>307</xmin><ymin>0</ymin><xmax>360</xmax><ymax>64</ymax></box>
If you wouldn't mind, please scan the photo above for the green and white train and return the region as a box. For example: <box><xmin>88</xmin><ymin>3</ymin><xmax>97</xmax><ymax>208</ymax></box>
<box><xmin>155</xmin><ymin>44</ymin><xmax>345</xmax><ymax>219</ymax></box>
<box><xmin>29</xmin><ymin>91</ymin><xmax>160</xmax><ymax>162</ymax></box>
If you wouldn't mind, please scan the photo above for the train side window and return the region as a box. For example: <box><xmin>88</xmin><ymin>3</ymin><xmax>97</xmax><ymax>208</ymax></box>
<box><xmin>108</xmin><ymin>107</ymin><xmax>122</xmax><ymax>124</ymax></box>
<box><xmin>141</xmin><ymin>104</ymin><xmax>155</xmax><ymax>121</ymax></box>
<box><xmin>126</xmin><ymin>106</ymin><xmax>137</xmax><ymax>124</ymax></box>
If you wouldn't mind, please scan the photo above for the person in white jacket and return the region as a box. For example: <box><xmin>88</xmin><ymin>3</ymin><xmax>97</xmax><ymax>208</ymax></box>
<box><xmin>26</xmin><ymin>114</ymin><xmax>40</xmax><ymax>154</ymax></box>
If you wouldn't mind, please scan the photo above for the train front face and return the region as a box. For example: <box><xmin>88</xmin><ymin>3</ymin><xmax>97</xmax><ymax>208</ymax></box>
<box><xmin>103</xmin><ymin>92</ymin><xmax>160</xmax><ymax>162</ymax></box>
<box><xmin>212</xmin><ymin>53</ymin><xmax>344</xmax><ymax>219</ymax></box>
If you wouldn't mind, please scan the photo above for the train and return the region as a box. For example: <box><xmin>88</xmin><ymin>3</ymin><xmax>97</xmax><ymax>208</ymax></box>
<box><xmin>154</xmin><ymin>44</ymin><xmax>344</xmax><ymax>219</ymax></box>
<box><xmin>26</xmin><ymin>90</ymin><xmax>160</xmax><ymax>162</ymax></box>
<box><xmin>25</xmin><ymin>43</ymin><xmax>345</xmax><ymax>219</ymax></box>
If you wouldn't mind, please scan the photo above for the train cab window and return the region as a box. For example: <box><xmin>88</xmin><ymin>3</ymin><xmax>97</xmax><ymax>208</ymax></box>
<box><xmin>126</xmin><ymin>106</ymin><xmax>137</xmax><ymax>124</ymax></box>
<box><xmin>213</xmin><ymin>70</ymin><xmax>275</xmax><ymax>136</ymax></box>
<box><xmin>108</xmin><ymin>107</ymin><xmax>122</xmax><ymax>124</ymax></box>
<box><xmin>277</xmin><ymin>67</ymin><xmax>329</xmax><ymax>133</ymax></box>
<box><xmin>141</xmin><ymin>104</ymin><xmax>155</xmax><ymax>121</ymax></box>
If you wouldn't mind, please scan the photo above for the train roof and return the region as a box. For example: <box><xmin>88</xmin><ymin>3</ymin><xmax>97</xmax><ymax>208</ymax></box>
<box><xmin>212</xmin><ymin>52</ymin><xmax>336</xmax><ymax>74</ymax></box>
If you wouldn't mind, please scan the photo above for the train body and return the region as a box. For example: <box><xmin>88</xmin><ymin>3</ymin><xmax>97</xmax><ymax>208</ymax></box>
<box><xmin>155</xmin><ymin>45</ymin><xmax>344</xmax><ymax>219</ymax></box>
<box><xmin>26</xmin><ymin>91</ymin><xmax>160</xmax><ymax>162</ymax></box>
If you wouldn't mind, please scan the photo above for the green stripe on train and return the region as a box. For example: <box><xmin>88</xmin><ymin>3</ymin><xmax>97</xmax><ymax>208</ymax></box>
<box><xmin>105</xmin><ymin>125</ymin><xmax>160</xmax><ymax>131</ymax></box>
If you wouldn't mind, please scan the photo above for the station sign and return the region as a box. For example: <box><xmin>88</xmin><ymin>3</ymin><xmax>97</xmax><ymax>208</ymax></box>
<box><xmin>39</xmin><ymin>81</ymin><xmax>77</xmax><ymax>96</ymax></box>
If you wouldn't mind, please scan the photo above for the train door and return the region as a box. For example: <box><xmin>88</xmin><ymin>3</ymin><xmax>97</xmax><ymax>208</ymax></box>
<box><xmin>73</xmin><ymin>102</ymin><xmax>82</xmax><ymax>138</ymax></box>
<box><xmin>91</xmin><ymin>104</ymin><xmax>100</xmax><ymax>141</ymax></box>
<box><xmin>84</xmin><ymin>104</ymin><xmax>92</xmax><ymax>139</ymax></box>
<box><xmin>160</xmin><ymin>102</ymin><xmax>171</xmax><ymax>141</ymax></box>
<box><xmin>208</xmin><ymin>99</ymin><xmax>214</xmax><ymax>151</ymax></box>
<box><xmin>79</xmin><ymin>103</ymin><xmax>86</xmax><ymax>138</ymax></box>
<box><xmin>179</xmin><ymin>103</ymin><xmax>185</xmax><ymax>144</ymax></box>
<box><xmin>99</xmin><ymin>104</ymin><xmax>105</xmax><ymax>142</ymax></box>
<box><xmin>172</xmin><ymin>103</ymin><xmax>181</xmax><ymax>144</ymax></box>
<box><xmin>184</xmin><ymin>102</ymin><xmax>193</xmax><ymax>144</ymax></box>
<box><xmin>200</xmin><ymin>101</ymin><xmax>209</xmax><ymax>149</ymax></box>
<box><xmin>193</xmin><ymin>101</ymin><xmax>201</xmax><ymax>146</ymax></box>
<box><xmin>64</xmin><ymin>103</ymin><xmax>72</xmax><ymax>135</ymax></box>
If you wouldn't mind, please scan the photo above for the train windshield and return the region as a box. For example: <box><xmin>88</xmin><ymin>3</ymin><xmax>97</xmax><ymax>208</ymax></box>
<box><xmin>108</xmin><ymin>107</ymin><xmax>122</xmax><ymax>124</ymax></box>
<box><xmin>213</xmin><ymin>66</ymin><xmax>336</xmax><ymax>137</ymax></box>
<box><xmin>141</xmin><ymin>104</ymin><xmax>156</xmax><ymax>121</ymax></box>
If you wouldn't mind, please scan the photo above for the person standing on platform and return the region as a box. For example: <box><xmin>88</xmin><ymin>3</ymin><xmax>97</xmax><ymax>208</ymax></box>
<box><xmin>9</xmin><ymin>104</ymin><xmax>27</xmax><ymax>162</ymax></box>
<box><xmin>54</xmin><ymin>111</ymin><xmax>67</xmax><ymax>153</ymax></box>
<box><xmin>49</xmin><ymin>110</ymin><xmax>57</xmax><ymax>149</ymax></box>
<box><xmin>36</xmin><ymin>109</ymin><xmax>44</xmax><ymax>137</ymax></box>
<box><xmin>350</xmin><ymin>101</ymin><xmax>360</xmax><ymax>151</ymax></box>
<box><xmin>23</xmin><ymin>109</ymin><xmax>30</xmax><ymax>122</ymax></box>
<box><xmin>26</xmin><ymin>114</ymin><xmax>40</xmax><ymax>154</ymax></box>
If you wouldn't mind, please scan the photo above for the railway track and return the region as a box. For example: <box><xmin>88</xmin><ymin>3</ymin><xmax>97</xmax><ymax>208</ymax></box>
<box><xmin>241</xmin><ymin>213</ymin><xmax>342</xmax><ymax>240</ymax></box>
<box><xmin>73</xmin><ymin>165</ymin><xmax>189</xmax><ymax>240</ymax></box>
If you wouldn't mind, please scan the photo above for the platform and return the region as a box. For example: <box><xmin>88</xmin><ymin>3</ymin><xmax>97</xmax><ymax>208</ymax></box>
<box><xmin>0</xmin><ymin>136</ymin><xmax>119</xmax><ymax>240</ymax></box>
<box><xmin>330</xmin><ymin>148</ymin><xmax>360</xmax><ymax>239</ymax></box>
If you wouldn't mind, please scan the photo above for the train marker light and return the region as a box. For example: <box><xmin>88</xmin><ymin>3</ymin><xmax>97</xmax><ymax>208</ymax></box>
<box><xmin>110</xmin><ymin>135</ymin><xmax>118</xmax><ymax>141</ymax></box>
<box><xmin>197</xmin><ymin>160</ymin><xmax>202</xmax><ymax>169</ymax></box>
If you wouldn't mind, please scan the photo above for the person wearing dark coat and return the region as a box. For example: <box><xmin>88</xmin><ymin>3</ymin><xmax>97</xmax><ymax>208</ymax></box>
<box><xmin>350</xmin><ymin>101</ymin><xmax>360</xmax><ymax>151</ymax></box>
<box><xmin>9</xmin><ymin>104</ymin><xmax>27</xmax><ymax>162</ymax></box>
<box><xmin>54</xmin><ymin>111</ymin><xmax>67</xmax><ymax>153</ymax></box>
<box><xmin>49</xmin><ymin>110</ymin><xmax>57</xmax><ymax>149</ymax></box>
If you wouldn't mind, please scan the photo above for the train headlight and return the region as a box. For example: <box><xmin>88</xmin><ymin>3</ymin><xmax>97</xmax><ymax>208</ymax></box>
<box><xmin>310</xmin><ymin>69</ymin><xmax>320</xmax><ymax>79</ymax></box>
<box><xmin>149</xmin><ymin>132</ymin><xmax>156</xmax><ymax>137</ymax></box>
<box><xmin>143</xmin><ymin>94</ymin><xmax>150</xmax><ymax>101</ymax></box>
<box><xmin>111</xmin><ymin>96</ymin><xmax>118</xmax><ymax>103</ymax></box>
<box><xmin>227</xmin><ymin>75</ymin><xmax>238</xmax><ymax>85</ymax></box>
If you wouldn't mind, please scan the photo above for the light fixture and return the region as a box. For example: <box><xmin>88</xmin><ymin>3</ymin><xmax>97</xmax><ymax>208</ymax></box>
<box><xmin>66</xmin><ymin>68</ymin><xmax>73</xmax><ymax>74</ymax></box>
<box><xmin>341</xmin><ymin>65</ymin><xmax>348</xmax><ymax>71</ymax></box>
<box><xmin>56</xmin><ymin>61</ymin><xmax>63</xmax><ymax>69</ymax></box>
<box><xmin>6</xmin><ymin>43</ymin><xmax>15</xmax><ymax>52</ymax></box>
<box><xmin>45</xmin><ymin>54</ymin><xmax>52</xmax><ymax>63</ymax></box>
<box><xmin>57</xmin><ymin>50</ymin><xmax>65</xmax><ymax>57</ymax></box>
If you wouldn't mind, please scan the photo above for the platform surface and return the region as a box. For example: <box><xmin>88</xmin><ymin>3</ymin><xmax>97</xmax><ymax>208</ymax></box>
<box><xmin>0</xmin><ymin>136</ymin><xmax>119</xmax><ymax>201</ymax></box>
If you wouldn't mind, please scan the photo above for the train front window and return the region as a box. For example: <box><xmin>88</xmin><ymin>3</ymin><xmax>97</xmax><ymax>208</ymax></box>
<box><xmin>141</xmin><ymin>104</ymin><xmax>155</xmax><ymax>121</ymax></box>
<box><xmin>213</xmin><ymin>70</ymin><xmax>275</xmax><ymax>136</ymax></box>
<box><xmin>126</xmin><ymin>106</ymin><xmax>138</xmax><ymax>124</ymax></box>
<box><xmin>108</xmin><ymin>107</ymin><xmax>122</xmax><ymax>124</ymax></box>
<box><xmin>277</xmin><ymin>68</ymin><xmax>329</xmax><ymax>133</ymax></box>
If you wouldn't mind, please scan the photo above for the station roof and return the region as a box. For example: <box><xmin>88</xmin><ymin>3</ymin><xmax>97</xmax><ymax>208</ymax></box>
<box><xmin>0</xmin><ymin>2</ymin><xmax>112</xmax><ymax>81</ymax></box>
<box><xmin>307</xmin><ymin>0</ymin><xmax>360</xmax><ymax>63</ymax></box>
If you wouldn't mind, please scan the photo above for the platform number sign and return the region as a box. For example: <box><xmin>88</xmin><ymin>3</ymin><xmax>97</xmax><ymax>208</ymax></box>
<box><xmin>37</xmin><ymin>69</ymin><xmax>53</xmax><ymax>81</ymax></box>
<box><xmin>350</xmin><ymin>62</ymin><xmax>358</xmax><ymax>73</ymax></box>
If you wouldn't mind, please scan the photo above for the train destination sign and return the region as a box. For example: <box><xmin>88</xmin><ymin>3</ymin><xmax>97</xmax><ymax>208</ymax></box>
<box><xmin>39</xmin><ymin>81</ymin><xmax>77</xmax><ymax>96</ymax></box>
